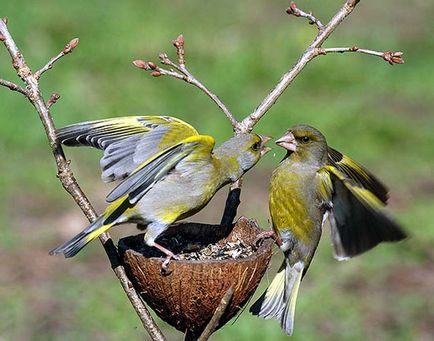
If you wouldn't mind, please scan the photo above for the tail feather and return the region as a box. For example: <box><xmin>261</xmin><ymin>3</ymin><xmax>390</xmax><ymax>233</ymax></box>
<box><xmin>250</xmin><ymin>260</ymin><xmax>304</xmax><ymax>336</ymax></box>
<box><xmin>49</xmin><ymin>216</ymin><xmax>113</xmax><ymax>258</ymax></box>
<box><xmin>281</xmin><ymin>262</ymin><xmax>303</xmax><ymax>335</ymax></box>
<box><xmin>250</xmin><ymin>266</ymin><xmax>286</xmax><ymax>319</ymax></box>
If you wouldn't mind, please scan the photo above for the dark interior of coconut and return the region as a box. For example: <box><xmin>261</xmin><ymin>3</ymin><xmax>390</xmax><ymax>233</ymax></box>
<box><xmin>129</xmin><ymin>221</ymin><xmax>262</xmax><ymax>260</ymax></box>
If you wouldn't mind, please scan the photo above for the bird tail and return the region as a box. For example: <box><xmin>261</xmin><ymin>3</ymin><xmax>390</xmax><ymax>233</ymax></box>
<box><xmin>49</xmin><ymin>216</ymin><xmax>114</xmax><ymax>258</ymax></box>
<box><xmin>250</xmin><ymin>260</ymin><xmax>304</xmax><ymax>336</ymax></box>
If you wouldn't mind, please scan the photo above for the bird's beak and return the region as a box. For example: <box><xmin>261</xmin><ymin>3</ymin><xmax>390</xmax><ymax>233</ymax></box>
<box><xmin>259</xmin><ymin>135</ymin><xmax>272</xmax><ymax>156</ymax></box>
<box><xmin>276</xmin><ymin>131</ymin><xmax>297</xmax><ymax>152</ymax></box>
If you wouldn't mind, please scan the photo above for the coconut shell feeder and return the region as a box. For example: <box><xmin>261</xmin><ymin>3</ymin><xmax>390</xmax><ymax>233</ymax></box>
<box><xmin>118</xmin><ymin>216</ymin><xmax>274</xmax><ymax>339</ymax></box>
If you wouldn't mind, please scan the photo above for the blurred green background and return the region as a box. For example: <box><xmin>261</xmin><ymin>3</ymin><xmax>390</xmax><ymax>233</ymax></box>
<box><xmin>1</xmin><ymin>0</ymin><xmax>433</xmax><ymax>340</ymax></box>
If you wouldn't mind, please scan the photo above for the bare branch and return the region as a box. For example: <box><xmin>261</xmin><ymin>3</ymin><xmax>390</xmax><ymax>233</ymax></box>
<box><xmin>134</xmin><ymin>0</ymin><xmax>399</xmax><ymax>135</ymax></box>
<box><xmin>133</xmin><ymin>36</ymin><xmax>239</xmax><ymax>129</ymax></box>
<box><xmin>35</xmin><ymin>38</ymin><xmax>79</xmax><ymax>80</ymax></box>
<box><xmin>318</xmin><ymin>46</ymin><xmax>404</xmax><ymax>65</ymax></box>
<box><xmin>197</xmin><ymin>287</ymin><xmax>234</xmax><ymax>341</ymax></box>
<box><xmin>286</xmin><ymin>2</ymin><xmax>324</xmax><ymax>31</ymax></box>
<box><xmin>0</xmin><ymin>17</ymin><xmax>7</xmax><ymax>40</ymax></box>
<box><xmin>173</xmin><ymin>34</ymin><xmax>185</xmax><ymax>66</ymax></box>
<box><xmin>0</xmin><ymin>78</ymin><xmax>28</xmax><ymax>96</ymax></box>
<box><xmin>47</xmin><ymin>92</ymin><xmax>61</xmax><ymax>108</ymax></box>
<box><xmin>238</xmin><ymin>0</ymin><xmax>362</xmax><ymax>132</ymax></box>
<box><xmin>0</xmin><ymin>18</ymin><xmax>166</xmax><ymax>341</ymax></box>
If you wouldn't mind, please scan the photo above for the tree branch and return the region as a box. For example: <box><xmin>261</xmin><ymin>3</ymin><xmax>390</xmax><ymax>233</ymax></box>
<box><xmin>318</xmin><ymin>46</ymin><xmax>404</xmax><ymax>65</ymax></box>
<box><xmin>47</xmin><ymin>92</ymin><xmax>61</xmax><ymax>109</ymax></box>
<box><xmin>34</xmin><ymin>38</ymin><xmax>79</xmax><ymax>80</ymax></box>
<box><xmin>133</xmin><ymin>0</ymin><xmax>402</xmax><ymax>135</ymax></box>
<box><xmin>286</xmin><ymin>1</ymin><xmax>324</xmax><ymax>31</ymax></box>
<box><xmin>220</xmin><ymin>186</ymin><xmax>242</xmax><ymax>227</ymax></box>
<box><xmin>238</xmin><ymin>0</ymin><xmax>364</xmax><ymax>132</ymax></box>
<box><xmin>133</xmin><ymin>0</ymin><xmax>403</xmax><ymax>231</ymax></box>
<box><xmin>0</xmin><ymin>18</ymin><xmax>166</xmax><ymax>341</ymax></box>
<box><xmin>0</xmin><ymin>78</ymin><xmax>28</xmax><ymax>96</ymax></box>
<box><xmin>1</xmin><ymin>1</ymin><xmax>405</xmax><ymax>338</ymax></box>
<box><xmin>197</xmin><ymin>287</ymin><xmax>234</xmax><ymax>341</ymax></box>
<box><xmin>133</xmin><ymin>34</ymin><xmax>238</xmax><ymax>129</ymax></box>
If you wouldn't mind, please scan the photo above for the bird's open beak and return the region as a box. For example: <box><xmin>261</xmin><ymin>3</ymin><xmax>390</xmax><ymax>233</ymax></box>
<box><xmin>276</xmin><ymin>131</ymin><xmax>297</xmax><ymax>152</ymax></box>
<box><xmin>259</xmin><ymin>135</ymin><xmax>272</xmax><ymax>156</ymax></box>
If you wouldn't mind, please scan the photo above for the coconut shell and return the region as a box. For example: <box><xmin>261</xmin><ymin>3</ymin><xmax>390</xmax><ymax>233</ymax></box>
<box><xmin>118</xmin><ymin>217</ymin><xmax>273</xmax><ymax>337</ymax></box>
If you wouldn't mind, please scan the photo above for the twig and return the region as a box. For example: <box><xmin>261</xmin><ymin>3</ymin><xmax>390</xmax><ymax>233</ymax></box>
<box><xmin>197</xmin><ymin>287</ymin><xmax>234</xmax><ymax>341</ymax></box>
<box><xmin>134</xmin><ymin>0</ymin><xmax>402</xmax><ymax>135</ymax></box>
<box><xmin>34</xmin><ymin>38</ymin><xmax>79</xmax><ymax>80</ymax></box>
<box><xmin>220</xmin><ymin>187</ymin><xmax>242</xmax><ymax>227</ymax></box>
<box><xmin>173</xmin><ymin>34</ymin><xmax>185</xmax><ymax>66</ymax></box>
<box><xmin>318</xmin><ymin>46</ymin><xmax>404</xmax><ymax>65</ymax></box>
<box><xmin>133</xmin><ymin>0</ymin><xmax>403</xmax><ymax>239</ymax></box>
<box><xmin>1</xmin><ymin>1</ymin><xmax>404</xmax><ymax>338</ymax></box>
<box><xmin>0</xmin><ymin>16</ymin><xmax>7</xmax><ymax>41</ymax></box>
<box><xmin>238</xmin><ymin>0</ymin><xmax>364</xmax><ymax>132</ymax></box>
<box><xmin>133</xmin><ymin>34</ymin><xmax>238</xmax><ymax>129</ymax></box>
<box><xmin>286</xmin><ymin>2</ymin><xmax>324</xmax><ymax>31</ymax></box>
<box><xmin>0</xmin><ymin>18</ymin><xmax>166</xmax><ymax>341</ymax></box>
<box><xmin>47</xmin><ymin>92</ymin><xmax>61</xmax><ymax>109</ymax></box>
<box><xmin>0</xmin><ymin>79</ymin><xmax>28</xmax><ymax>96</ymax></box>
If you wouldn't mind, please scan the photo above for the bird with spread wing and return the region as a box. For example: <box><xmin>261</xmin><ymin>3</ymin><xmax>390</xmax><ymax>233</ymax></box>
<box><xmin>250</xmin><ymin>124</ymin><xmax>406</xmax><ymax>335</ymax></box>
<box><xmin>49</xmin><ymin>116</ymin><xmax>271</xmax><ymax>263</ymax></box>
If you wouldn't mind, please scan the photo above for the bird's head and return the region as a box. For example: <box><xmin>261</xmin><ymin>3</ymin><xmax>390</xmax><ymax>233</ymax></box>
<box><xmin>215</xmin><ymin>133</ymin><xmax>272</xmax><ymax>181</ymax></box>
<box><xmin>276</xmin><ymin>125</ymin><xmax>328</xmax><ymax>165</ymax></box>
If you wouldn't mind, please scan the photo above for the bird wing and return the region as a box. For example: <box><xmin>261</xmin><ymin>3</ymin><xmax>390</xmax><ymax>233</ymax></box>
<box><xmin>328</xmin><ymin>147</ymin><xmax>389</xmax><ymax>204</ymax></box>
<box><xmin>105</xmin><ymin>135</ymin><xmax>215</xmax><ymax>205</ymax></box>
<box><xmin>56</xmin><ymin>116</ymin><xmax>199</xmax><ymax>182</ymax></box>
<box><xmin>318</xmin><ymin>166</ymin><xmax>406</xmax><ymax>260</ymax></box>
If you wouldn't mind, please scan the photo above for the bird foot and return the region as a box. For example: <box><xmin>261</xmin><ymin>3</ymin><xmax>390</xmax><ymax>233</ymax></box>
<box><xmin>152</xmin><ymin>242</ymin><xmax>180</xmax><ymax>272</ymax></box>
<box><xmin>254</xmin><ymin>230</ymin><xmax>282</xmax><ymax>247</ymax></box>
<box><xmin>161</xmin><ymin>254</ymin><xmax>179</xmax><ymax>271</ymax></box>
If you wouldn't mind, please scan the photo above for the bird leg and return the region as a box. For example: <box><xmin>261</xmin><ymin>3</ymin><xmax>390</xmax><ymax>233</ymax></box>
<box><xmin>254</xmin><ymin>230</ymin><xmax>283</xmax><ymax>247</ymax></box>
<box><xmin>152</xmin><ymin>242</ymin><xmax>180</xmax><ymax>270</ymax></box>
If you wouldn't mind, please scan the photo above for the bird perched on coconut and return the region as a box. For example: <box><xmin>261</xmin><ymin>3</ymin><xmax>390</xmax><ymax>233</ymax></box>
<box><xmin>49</xmin><ymin>116</ymin><xmax>271</xmax><ymax>264</ymax></box>
<box><xmin>250</xmin><ymin>124</ymin><xmax>406</xmax><ymax>335</ymax></box>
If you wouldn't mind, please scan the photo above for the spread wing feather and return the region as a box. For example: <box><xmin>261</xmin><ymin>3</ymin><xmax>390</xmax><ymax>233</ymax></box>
<box><xmin>105</xmin><ymin>135</ymin><xmax>215</xmax><ymax>205</ymax></box>
<box><xmin>56</xmin><ymin>116</ymin><xmax>199</xmax><ymax>182</ymax></box>
<box><xmin>318</xmin><ymin>166</ymin><xmax>406</xmax><ymax>260</ymax></box>
<box><xmin>328</xmin><ymin>147</ymin><xmax>389</xmax><ymax>204</ymax></box>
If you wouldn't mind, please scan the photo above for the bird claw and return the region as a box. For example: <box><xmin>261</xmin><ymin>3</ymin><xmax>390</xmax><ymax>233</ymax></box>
<box><xmin>160</xmin><ymin>253</ymin><xmax>180</xmax><ymax>274</ymax></box>
<box><xmin>254</xmin><ymin>230</ymin><xmax>282</xmax><ymax>247</ymax></box>
<box><xmin>151</xmin><ymin>241</ymin><xmax>180</xmax><ymax>273</ymax></box>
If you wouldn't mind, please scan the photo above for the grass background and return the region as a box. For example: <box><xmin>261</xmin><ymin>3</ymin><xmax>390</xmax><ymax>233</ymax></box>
<box><xmin>1</xmin><ymin>0</ymin><xmax>433</xmax><ymax>340</ymax></box>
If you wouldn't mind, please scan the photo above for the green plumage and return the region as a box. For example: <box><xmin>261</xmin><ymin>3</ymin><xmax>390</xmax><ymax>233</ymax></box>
<box><xmin>50</xmin><ymin>116</ymin><xmax>271</xmax><ymax>259</ymax></box>
<box><xmin>251</xmin><ymin>124</ymin><xmax>407</xmax><ymax>336</ymax></box>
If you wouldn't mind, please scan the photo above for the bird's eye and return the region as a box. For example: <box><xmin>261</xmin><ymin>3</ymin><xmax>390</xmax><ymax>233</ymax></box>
<box><xmin>251</xmin><ymin>142</ymin><xmax>261</xmax><ymax>151</ymax></box>
<box><xmin>301</xmin><ymin>136</ymin><xmax>310</xmax><ymax>143</ymax></box>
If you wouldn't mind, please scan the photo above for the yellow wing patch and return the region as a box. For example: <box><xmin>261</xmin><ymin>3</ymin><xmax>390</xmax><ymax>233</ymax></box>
<box><xmin>328</xmin><ymin>147</ymin><xmax>389</xmax><ymax>203</ymax></box>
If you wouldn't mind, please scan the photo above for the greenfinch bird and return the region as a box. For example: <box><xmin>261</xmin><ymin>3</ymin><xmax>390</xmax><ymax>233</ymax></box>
<box><xmin>49</xmin><ymin>116</ymin><xmax>271</xmax><ymax>260</ymax></box>
<box><xmin>250</xmin><ymin>124</ymin><xmax>406</xmax><ymax>335</ymax></box>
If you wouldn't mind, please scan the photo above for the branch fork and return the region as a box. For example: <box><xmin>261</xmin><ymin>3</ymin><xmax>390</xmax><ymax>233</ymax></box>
<box><xmin>0</xmin><ymin>17</ymin><xmax>166</xmax><ymax>341</ymax></box>
<box><xmin>1</xmin><ymin>0</ymin><xmax>404</xmax><ymax>339</ymax></box>
<box><xmin>134</xmin><ymin>0</ymin><xmax>403</xmax><ymax>136</ymax></box>
<box><xmin>35</xmin><ymin>37</ymin><xmax>79</xmax><ymax>80</ymax></box>
<box><xmin>133</xmin><ymin>34</ymin><xmax>238</xmax><ymax>129</ymax></box>
<box><xmin>286</xmin><ymin>2</ymin><xmax>324</xmax><ymax>31</ymax></box>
